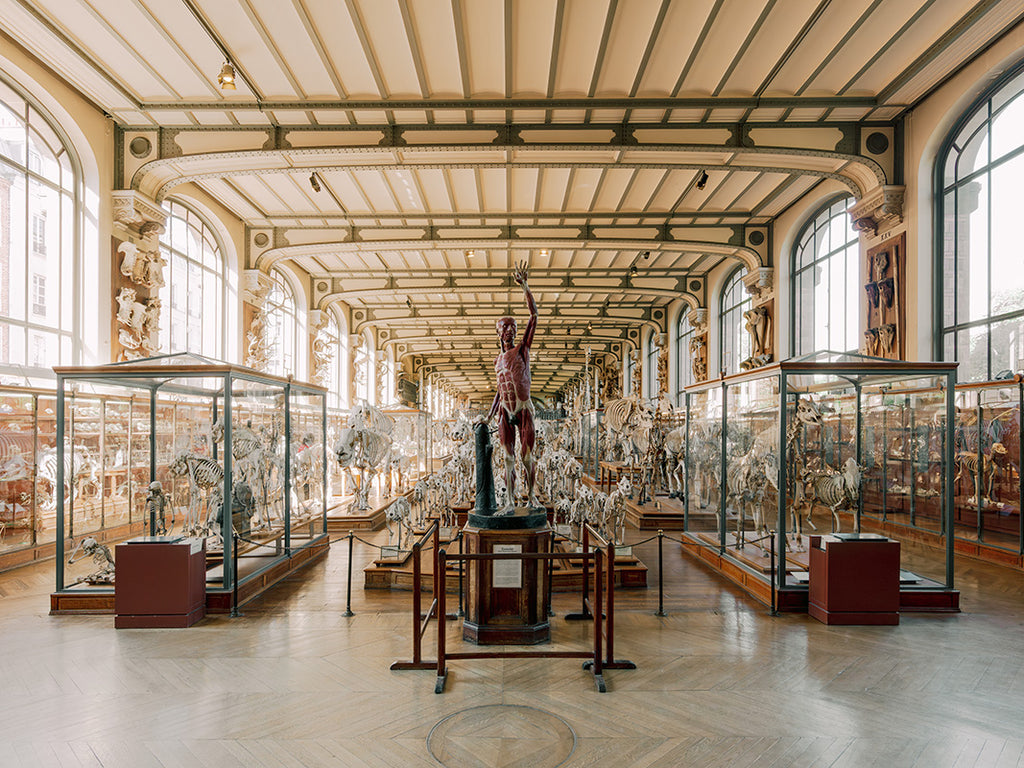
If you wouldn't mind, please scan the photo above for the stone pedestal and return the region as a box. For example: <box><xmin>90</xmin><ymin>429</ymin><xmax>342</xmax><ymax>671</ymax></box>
<box><xmin>463</xmin><ymin>511</ymin><xmax>550</xmax><ymax>645</ymax></box>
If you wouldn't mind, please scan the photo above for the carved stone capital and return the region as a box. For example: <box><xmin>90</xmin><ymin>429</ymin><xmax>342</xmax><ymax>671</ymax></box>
<box><xmin>112</xmin><ymin>190</ymin><xmax>166</xmax><ymax>242</ymax></box>
<box><xmin>742</xmin><ymin>267</ymin><xmax>774</xmax><ymax>299</ymax></box>
<box><xmin>687</xmin><ymin>307</ymin><xmax>708</xmax><ymax>332</ymax></box>
<box><xmin>242</xmin><ymin>269</ymin><xmax>271</xmax><ymax>307</ymax></box>
<box><xmin>308</xmin><ymin>309</ymin><xmax>327</xmax><ymax>333</ymax></box>
<box><xmin>848</xmin><ymin>185</ymin><xmax>905</xmax><ymax>236</ymax></box>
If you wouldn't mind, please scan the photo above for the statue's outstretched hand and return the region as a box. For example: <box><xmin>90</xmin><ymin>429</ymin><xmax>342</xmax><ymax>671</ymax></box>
<box><xmin>512</xmin><ymin>260</ymin><xmax>528</xmax><ymax>286</ymax></box>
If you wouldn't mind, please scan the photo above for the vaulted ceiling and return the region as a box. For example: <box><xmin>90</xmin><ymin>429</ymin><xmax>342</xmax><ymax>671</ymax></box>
<box><xmin>3</xmin><ymin>0</ymin><xmax>1022</xmax><ymax>400</ymax></box>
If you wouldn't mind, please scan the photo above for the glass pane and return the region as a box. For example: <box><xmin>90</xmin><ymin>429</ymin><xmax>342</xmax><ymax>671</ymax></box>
<box><xmin>989</xmin><ymin>314</ymin><xmax>1024</xmax><ymax>377</ymax></box>
<box><xmin>1</xmin><ymin>172</ymin><xmax>27</xmax><ymax>325</ymax></box>
<box><xmin>0</xmin><ymin>97</ymin><xmax>26</xmax><ymax>167</ymax></box>
<box><xmin>989</xmin><ymin>152</ymin><xmax>1024</xmax><ymax>318</ymax></box>
<box><xmin>27</xmin><ymin>126</ymin><xmax>60</xmax><ymax>185</ymax></box>
<box><xmin>956</xmin><ymin>116</ymin><xmax>989</xmax><ymax>179</ymax></box>
<box><xmin>991</xmin><ymin>83</ymin><xmax>1024</xmax><ymax>161</ymax></box>
<box><xmin>956</xmin><ymin>174</ymin><xmax>989</xmax><ymax>325</ymax></box>
<box><xmin>941</xmin><ymin>189</ymin><xmax>956</xmax><ymax>328</ymax></box>
<box><xmin>956</xmin><ymin>326</ymin><xmax>988</xmax><ymax>382</ymax></box>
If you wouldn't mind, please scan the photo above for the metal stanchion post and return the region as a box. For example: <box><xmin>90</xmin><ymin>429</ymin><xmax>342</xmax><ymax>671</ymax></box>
<box><xmin>343</xmin><ymin>530</ymin><xmax>355</xmax><ymax>617</ymax></box>
<box><xmin>655</xmin><ymin>529</ymin><xmax>667</xmax><ymax>617</ymax></box>
<box><xmin>230</xmin><ymin>531</ymin><xmax>242</xmax><ymax>618</ymax></box>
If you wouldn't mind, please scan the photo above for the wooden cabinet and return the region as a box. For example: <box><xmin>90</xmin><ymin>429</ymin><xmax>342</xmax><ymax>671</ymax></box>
<box><xmin>114</xmin><ymin>536</ymin><xmax>206</xmax><ymax>628</ymax></box>
<box><xmin>463</xmin><ymin>524</ymin><xmax>550</xmax><ymax>644</ymax></box>
<box><xmin>808</xmin><ymin>534</ymin><xmax>900</xmax><ymax>625</ymax></box>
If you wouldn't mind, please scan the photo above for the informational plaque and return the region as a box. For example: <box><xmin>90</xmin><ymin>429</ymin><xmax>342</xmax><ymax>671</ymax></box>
<box><xmin>492</xmin><ymin>543</ymin><xmax>522</xmax><ymax>588</ymax></box>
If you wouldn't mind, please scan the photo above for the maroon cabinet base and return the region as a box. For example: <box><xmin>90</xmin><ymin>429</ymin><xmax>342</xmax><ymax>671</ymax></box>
<box><xmin>808</xmin><ymin>535</ymin><xmax>900</xmax><ymax>626</ymax></box>
<box><xmin>115</xmin><ymin>537</ymin><xmax>206</xmax><ymax>629</ymax></box>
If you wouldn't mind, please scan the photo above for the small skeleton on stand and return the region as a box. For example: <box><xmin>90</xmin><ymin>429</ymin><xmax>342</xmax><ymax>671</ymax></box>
<box><xmin>67</xmin><ymin>537</ymin><xmax>116</xmax><ymax>585</ymax></box>
<box><xmin>146</xmin><ymin>480</ymin><xmax>173</xmax><ymax>535</ymax></box>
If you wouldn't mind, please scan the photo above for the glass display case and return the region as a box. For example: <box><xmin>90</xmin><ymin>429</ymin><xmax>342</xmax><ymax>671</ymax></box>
<box><xmin>857</xmin><ymin>377</ymin><xmax>1023</xmax><ymax>558</ymax></box>
<box><xmin>946</xmin><ymin>379</ymin><xmax>1022</xmax><ymax>554</ymax></box>
<box><xmin>682</xmin><ymin>352</ymin><xmax>958</xmax><ymax>603</ymax></box>
<box><xmin>578</xmin><ymin>409</ymin><xmax>602</xmax><ymax>480</ymax></box>
<box><xmin>52</xmin><ymin>353</ymin><xmax>328</xmax><ymax>597</ymax></box>
<box><xmin>382</xmin><ymin>407</ymin><xmax>431</xmax><ymax>492</ymax></box>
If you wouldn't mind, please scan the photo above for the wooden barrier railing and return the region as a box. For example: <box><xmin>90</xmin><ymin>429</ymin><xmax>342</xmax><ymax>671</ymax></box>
<box><xmin>388</xmin><ymin>521</ymin><xmax>440</xmax><ymax>672</ymax></box>
<box><xmin>391</xmin><ymin>522</ymin><xmax>635</xmax><ymax>693</ymax></box>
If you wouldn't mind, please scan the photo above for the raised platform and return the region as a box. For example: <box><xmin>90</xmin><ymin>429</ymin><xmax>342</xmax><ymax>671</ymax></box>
<box><xmin>50</xmin><ymin>534</ymin><xmax>330</xmax><ymax>615</ymax></box>
<box><xmin>623</xmin><ymin>495</ymin><xmax>724</xmax><ymax>531</ymax></box>
<box><xmin>325</xmin><ymin>493</ymin><xmax>403</xmax><ymax>532</ymax></box>
<box><xmin>680</xmin><ymin>532</ymin><xmax>959</xmax><ymax>613</ymax></box>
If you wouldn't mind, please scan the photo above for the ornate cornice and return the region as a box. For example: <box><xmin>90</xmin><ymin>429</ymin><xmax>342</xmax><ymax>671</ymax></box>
<box><xmin>112</xmin><ymin>190</ymin><xmax>166</xmax><ymax>241</ymax></box>
<box><xmin>242</xmin><ymin>269</ymin><xmax>271</xmax><ymax>307</ymax></box>
<box><xmin>848</xmin><ymin>185</ymin><xmax>905</xmax><ymax>236</ymax></box>
<box><xmin>687</xmin><ymin>307</ymin><xmax>708</xmax><ymax>332</ymax></box>
<box><xmin>742</xmin><ymin>267</ymin><xmax>774</xmax><ymax>299</ymax></box>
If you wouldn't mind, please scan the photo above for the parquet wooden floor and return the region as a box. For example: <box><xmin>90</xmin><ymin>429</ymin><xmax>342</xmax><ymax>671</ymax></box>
<box><xmin>2</xmin><ymin>529</ymin><xmax>1023</xmax><ymax>767</ymax></box>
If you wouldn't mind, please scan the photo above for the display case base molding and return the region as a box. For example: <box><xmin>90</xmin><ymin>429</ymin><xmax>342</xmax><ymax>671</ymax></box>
<box><xmin>51</xmin><ymin>535</ymin><xmax>329</xmax><ymax>615</ymax></box>
<box><xmin>860</xmin><ymin>515</ymin><xmax>1024</xmax><ymax>575</ymax></box>
<box><xmin>325</xmin><ymin>497</ymin><xmax>390</xmax><ymax>531</ymax></box>
<box><xmin>679</xmin><ymin>534</ymin><xmax>959</xmax><ymax>614</ymax></box>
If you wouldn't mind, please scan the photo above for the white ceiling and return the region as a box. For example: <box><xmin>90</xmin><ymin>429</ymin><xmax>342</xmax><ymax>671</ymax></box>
<box><xmin>3</xmin><ymin>0</ymin><xmax>1022</xmax><ymax>399</ymax></box>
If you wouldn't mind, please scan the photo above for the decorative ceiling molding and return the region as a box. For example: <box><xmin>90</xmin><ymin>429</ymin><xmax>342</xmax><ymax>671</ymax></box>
<box><xmin>111</xmin><ymin>190</ymin><xmax>166</xmax><ymax>242</ymax></box>
<box><xmin>848</xmin><ymin>185</ymin><xmax>906</xmax><ymax>236</ymax></box>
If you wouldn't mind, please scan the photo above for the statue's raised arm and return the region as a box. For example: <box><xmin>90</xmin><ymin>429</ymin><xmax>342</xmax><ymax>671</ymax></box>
<box><xmin>512</xmin><ymin>261</ymin><xmax>537</xmax><ymax>350</ymax></box>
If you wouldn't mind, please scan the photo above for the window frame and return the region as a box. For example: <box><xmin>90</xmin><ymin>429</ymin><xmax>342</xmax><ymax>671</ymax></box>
<box><xmin>934</xmin><ymin>57</ymin><xmax>1024</xmax><ymax>381</ymax></box>
<box><xmin>790</xmin><ymin>194</ymin><xmax>860</xmax><ymax>357</ymax></box>
<box><xmin>719</xmin><ymin>266</ymin><xmax>751</xmax><ymax>377</ymax></box>
<box><xmin>158</xmin><ymin>198</ymin><xmax>227</xmax><ymax>359</ymax></box>
<box><xmin>0</xmin><ymin>71</ymin><xmax>82</xmax><ymax>375</ymax></box>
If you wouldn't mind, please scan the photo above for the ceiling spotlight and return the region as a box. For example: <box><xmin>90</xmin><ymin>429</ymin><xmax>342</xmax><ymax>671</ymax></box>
<box><xmin>540</xmin><ymin>249</ymin><xmax>550</xmax><ymax>257</ymax></box>
<box><xmin>629</xmin><ymin>264</ymin><xmax>638</xmax><ymax>274</ymax></box>
<box><xmin>309</xmin><ymin>172</ymin><xmax>321</xmax><ymax>193</ymax></box>
<box><xmin>641</xmin><ymin>250</ymin><xmax>650</xmax><ymax>259</ymax></box>
<box><xmin>466</xmin><ymin>249</ymin><xmax>476</xmax><ymax>258</ymax></box>
<box><xmin>405</xmin><ymin>296</ymin><xmax>413</xmax><ymax>308</ymax></box>
<box><xmin>696</xmin><ymin>170</ymin><xmax>709</xmax><ymax>190</ymax></box>
<box><xmin>217</xmin><ymin>61</ymin><xmax>237</xmax><ymax>90</ymax></box>
<box><xmin>586</xmin><ymin>321</ymin><xmax>593</xmax><ymax>332</ymax></box>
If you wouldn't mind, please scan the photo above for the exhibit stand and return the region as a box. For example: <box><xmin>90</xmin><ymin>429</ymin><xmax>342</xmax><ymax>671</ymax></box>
<box><xmin>462</xmin><ymin>508</ymin><xmax>550</xmax><ymax>644</ymax></box>
<box><xmin>114</xmin><ymin>536</ymin><xmax>206</xmax><ymax>628</ymax></box>
<box><xmin>808</xmin><ymin>533</ymin><xmax>900</xmax><ymax>625</ymax></box>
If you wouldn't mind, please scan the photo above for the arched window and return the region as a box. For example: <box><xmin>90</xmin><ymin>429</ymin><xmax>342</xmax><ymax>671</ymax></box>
<box><xmin>644</xmin><ymin>331</ymin><xmax>658</xmax><ymax>400</ymax></box>
<box><xmin>0</xmin><ymin>75</ymin><xmax>78</xmax><ymax>373</ymax></box>
<box><xmin>264</xmin><ymin>267</ymin><xmax>298</xmax><ymax>377</ymax></box>
<box><xmin>720</xmin><ymin>267</ymin><xmax>751</xmax><ymax>376</ymax></box>
<box><xmin>792</xmin><ymin>195</ymin><xmax>859</xmax><ymax>355</ymax></box>
<box><xmin>158</xmin><ymin>199</ymin><xmax>225</xmax><ymax>357</ymax></box>
<box><xmin>317</xmin><ymin>309</ymin><xmax>342</xmax><ymax>408</ymax></box>
<box><xmin>676</xmin><ymin>309</ymin><xmax>695</xmax><ymax>397</ymax></box>
<box><xmin>937</xmin><ymin>61</ymin><xmax>1024</xmax><ymax>381</ymax></box>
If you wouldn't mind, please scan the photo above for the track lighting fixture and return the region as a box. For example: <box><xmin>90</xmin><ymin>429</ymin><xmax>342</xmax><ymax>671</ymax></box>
<box><xmin>466</xmin><ymin>249</ymin><xmax>476</xmax><ymax>258</ymax></box>
<box><xmin>629</xmin><ymin>264</ymin><xmax>638</xmax><ymax>274</ymax></box>
<box><xmin>641</xmin><ymin>250</ymin><xmax>650</xmax><ymax>259</ymax></box>
<box><xmin>217</xmin><ymin>61</ymin><xmax>237</xmax><ymax>90</ymax></box>
<box><xmin>405</xmin><ymin>296</ymin><xmax>413</xmax><ymax>308</ymax></box>
<box><xmin>696</xmin><ymin>170</ymin><xmax>709</xmax><ymax>190</ymax></box>
<box><xmin>309</xmin><ymin>172</ymin><xmax>321</xmax><ymax>193</ymax></box>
